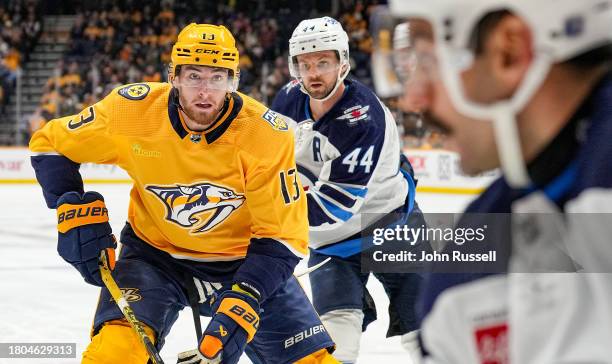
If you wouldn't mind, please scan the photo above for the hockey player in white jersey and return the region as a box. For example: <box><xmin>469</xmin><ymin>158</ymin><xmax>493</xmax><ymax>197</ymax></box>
<box><xmin>272</xmin><ymin>16</ymin><xmax>428</xmax><ymax>364</ymax></box>
<box><xmin>374</xmin><ymin>1</ymin><xmax>612</xmax><ymax>363</ymax></box>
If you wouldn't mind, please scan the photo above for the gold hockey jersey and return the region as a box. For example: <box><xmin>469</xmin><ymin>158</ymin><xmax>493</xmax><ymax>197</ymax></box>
<box><xmin>30</xmin><ymin>82</ymin><xmax>308</xmax><ymax>261</ymax></box>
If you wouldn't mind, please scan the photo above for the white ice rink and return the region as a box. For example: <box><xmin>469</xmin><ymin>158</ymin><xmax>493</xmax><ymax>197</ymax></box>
<box><xmin>0</xmin><ymin>184</ymin><xmax>474</xmax><ymax>364</ymax></box>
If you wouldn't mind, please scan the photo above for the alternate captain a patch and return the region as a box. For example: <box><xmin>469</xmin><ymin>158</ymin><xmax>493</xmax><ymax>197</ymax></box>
<box><xmin>262</xmin><ymin>109</ymin><xmax>288</xmax><ymax>131</ymax></box>
<box><xmin>118</xmin><ymin>83</ymin><xmax>150</xmax><ymax>100</ymax></box>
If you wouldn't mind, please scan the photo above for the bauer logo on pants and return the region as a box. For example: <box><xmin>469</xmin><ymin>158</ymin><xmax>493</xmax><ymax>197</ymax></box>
<box><xmin>284</xmin><ymin>325</ymin><xmax>326</xmax><ymax>348</ymax></box>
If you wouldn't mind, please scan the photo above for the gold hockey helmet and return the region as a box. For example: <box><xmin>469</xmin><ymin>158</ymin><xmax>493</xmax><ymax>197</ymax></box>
<box><xmin>170</xmin><ymin>23</ymin><xmax>240</xmax><ymax>91</ymax></box>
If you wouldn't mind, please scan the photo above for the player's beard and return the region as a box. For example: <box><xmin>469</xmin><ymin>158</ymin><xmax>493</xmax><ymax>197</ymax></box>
<box><xmin>179</xmin><ymin>98</ymin><xmax>224</xmax><ymax>130</ymax></box>
<box><xmin>304</xmin><ymin>78</ymin><xmax>336</xmax><ymax>100</ymax></box>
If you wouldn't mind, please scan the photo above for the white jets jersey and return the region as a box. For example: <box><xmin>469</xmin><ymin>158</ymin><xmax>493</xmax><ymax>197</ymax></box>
<box><xmin>272</xmin><ymin>78</ymin><xmax>408</xmax><ymax>248</ymax></box>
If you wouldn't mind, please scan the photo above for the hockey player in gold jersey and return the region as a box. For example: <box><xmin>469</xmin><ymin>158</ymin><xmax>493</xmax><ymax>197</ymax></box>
<box><xmin>30</xmin><ymin>23</ymin><xmax>338</xmax><ymax>364</ymax></box>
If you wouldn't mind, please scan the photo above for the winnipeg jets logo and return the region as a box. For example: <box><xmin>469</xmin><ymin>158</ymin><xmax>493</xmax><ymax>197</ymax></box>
<box><xmin>146</xmin><ymin>182</ymin><xmax>245</xmax><ymax>234</ymax></box>
<box><xmin>336</xmin><ymin>105</ymin><xmax>370</xmax><ymax>124</ymax></box>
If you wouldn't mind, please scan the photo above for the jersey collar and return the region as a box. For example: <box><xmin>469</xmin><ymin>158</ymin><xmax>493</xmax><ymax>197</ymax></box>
<box><xmin>304</xmin><ymin>79</ymin><xmax>352</xmax><ymax>123</ymax></box>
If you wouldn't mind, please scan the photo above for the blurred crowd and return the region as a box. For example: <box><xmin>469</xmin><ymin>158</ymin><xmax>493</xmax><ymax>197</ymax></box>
<box><xmin>27</xmin><ymin>0</ymin><xmax>382</xmax><ymax>136</ymax></box>
<box><xmin>0</xmin><ymin>0</ymin><xmax>41</xmax><ymax>114</ymax></box>
<box><xmin>15</xmin><ymin>0</ymin><xmax>442</xmax><ymax>149</ymax></box>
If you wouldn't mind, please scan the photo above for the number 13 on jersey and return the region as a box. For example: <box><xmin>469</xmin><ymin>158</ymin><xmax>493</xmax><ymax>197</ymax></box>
<box><xmin>279</xmin><ymin>168</ymin><xmax>301</xmax><ymax>204</ymax></box>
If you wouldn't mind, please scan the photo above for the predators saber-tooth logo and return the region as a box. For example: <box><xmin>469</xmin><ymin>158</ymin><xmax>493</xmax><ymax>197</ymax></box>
<box><xmin>108</xmin><ymin>288</ymin><xmax>142</xmax><ymax>303</ymax></box>
<box><xmin>146</xmin><ymin>182</ymin><xmax>245</xmax><ymax>234</ymax></box>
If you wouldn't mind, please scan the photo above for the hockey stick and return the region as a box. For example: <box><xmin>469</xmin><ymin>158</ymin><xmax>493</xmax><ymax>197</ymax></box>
<box><xmin>175</xmin><ymin>258</ymin><xmax>332</xmax><ymax>364</ymax></box>
<box><xmin>295</xmin><ymin>257</ymin><xmax>331</xmax><ymax>277</ymax></box>
<box><xmin>99</xmin><ymin>251</ymin><xmax>165</xmax><ymax>364</ymax></box>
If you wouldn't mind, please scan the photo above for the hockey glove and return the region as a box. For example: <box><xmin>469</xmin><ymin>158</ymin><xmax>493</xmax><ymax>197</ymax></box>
<box><xmin>56</xmin><ymin>191</ymin><xmax>117</xmax><ymax>287</ymax></box>
<box><xmin>177</xmin><ymin>349</ymin><xmax>214</xmax><ymax>364</ymax></box>
<box><xmin>199</xmin><ymin>284</ymin><xmax>261</xmax><ymax>364</ymax></box>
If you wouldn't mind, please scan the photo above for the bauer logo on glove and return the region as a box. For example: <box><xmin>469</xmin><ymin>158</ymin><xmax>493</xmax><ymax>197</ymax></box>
<box><xmin>198</xmin><ymin>284</ymin><xmax>261</xmax><ymax>364</ymax></box>
<box><xmin>57</xmin><ymin>200</ymin><xmax>109</xmax><ymax>233</ymax></box>
<box><xmin>56</xmin><ymin>191</ymin><xmax>117</xmax><ymax>287</ymax></box>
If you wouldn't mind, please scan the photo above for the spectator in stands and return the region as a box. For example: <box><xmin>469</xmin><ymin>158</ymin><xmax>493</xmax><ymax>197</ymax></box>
<box><xmin>28</xmin><ymin>0</ymin><xmax>382</xmax><ymax>140</ymax></box>
<box><xmin>142</xmin><ymin>64</ymin><xmax>161</xmax><ymax>83</ymax></box>
<box><xmin>0</xmin><ymin>0</ymin><xmax>42</xmax><ymax>118</ymax></box>
<box><xmin>62</xmin><ymin>61</ymin><xmax>82</xmax><ymax>87</ymax></box>
<box><xmin>22</xmin><ymin>11</ymin><xmax>41</xmax><ymax>55</ymax></box>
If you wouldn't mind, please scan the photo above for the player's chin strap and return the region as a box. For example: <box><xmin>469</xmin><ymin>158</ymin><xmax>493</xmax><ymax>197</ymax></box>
<box><xmin>300</xmin><ymin>61</ymin><xmax>350</xmax><ymax>102</ymax></box>
<box><xmin>169</xmin><ymin>87</ymin><xmax>188</xmax><ymax>114</ymax></box>
<box><xmin>170</xmin><ymin>87</ymin><xmax>232</xmax><ymax>128</ymax></box>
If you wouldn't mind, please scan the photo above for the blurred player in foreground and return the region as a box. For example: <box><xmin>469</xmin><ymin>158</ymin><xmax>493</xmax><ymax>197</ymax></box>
<box><xmin>373</xmin><ymin>1</ymin><xmax>612</xmax><ymax>362</ymax></box>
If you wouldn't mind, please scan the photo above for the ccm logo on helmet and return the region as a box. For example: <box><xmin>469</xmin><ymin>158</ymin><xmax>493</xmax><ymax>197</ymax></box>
<box><xmin>195</xmin><ymin>49</ymin><xmax>220</xmax><ymax>54</ymax></box>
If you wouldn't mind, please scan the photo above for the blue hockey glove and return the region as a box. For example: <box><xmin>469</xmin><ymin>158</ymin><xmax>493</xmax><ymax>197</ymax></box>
<box><xmin>199</xmin><ymin>284</ymin><xmax>260</xmax><ymax>364</ymax></box>
<box><xmin>56</xmin><ymin>191</ymin><xmax>117</xmax><ymax>287</ymax></box>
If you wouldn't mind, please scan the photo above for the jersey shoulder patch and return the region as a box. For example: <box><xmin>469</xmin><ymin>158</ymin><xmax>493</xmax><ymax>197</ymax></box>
<box><xmin>333</xmin><ymin>81</ymin><xmax>385</xmax><ymax>128</ymax></box>
<box><xmin>336</xmin><ymin>104</ymin><xmax>371</xmax><ymax>125</ymax></box>
<box><xmin>118</xmin><ymin>83</ymin><xmax>151</xmax><ymax>100</ymax></box>
<box><xmin>262</xmin><ymin>109</ymin><xmax>288</xmax><ymax>131</ymax></box>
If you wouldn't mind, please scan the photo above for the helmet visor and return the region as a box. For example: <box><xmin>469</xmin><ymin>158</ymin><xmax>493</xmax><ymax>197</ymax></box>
<box><xmin>176</xmin><ymin>66</ymin><xmax>233</xmax><ymax>91</ymax></box>
<box><xmin>290</xmin><ymin>56</ymin><xmax>343</xmax><ymax>79</ymax></box>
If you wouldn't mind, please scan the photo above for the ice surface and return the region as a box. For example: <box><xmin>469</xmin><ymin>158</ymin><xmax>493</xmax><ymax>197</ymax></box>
<box><xmin>0</xmin><ymin>184</ymin><xmax>474</xmax><ymax>363</ymax></box>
